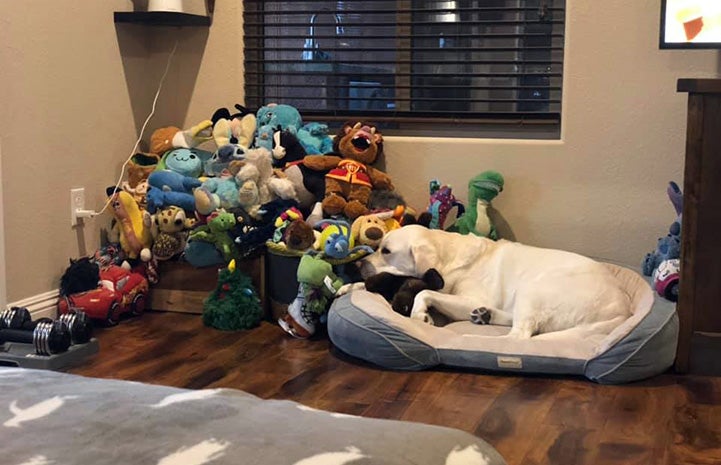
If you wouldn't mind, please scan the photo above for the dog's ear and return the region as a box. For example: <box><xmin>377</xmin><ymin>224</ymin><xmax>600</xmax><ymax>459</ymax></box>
<box><xmin>422</xmin><ymin>268</ymin><xmax>444</xmax><ymax>290</ymax></box>
<box><xmin>411</xmin><ymin>240</ymin><xmax>438</xmax><ymax>277</ymax></box>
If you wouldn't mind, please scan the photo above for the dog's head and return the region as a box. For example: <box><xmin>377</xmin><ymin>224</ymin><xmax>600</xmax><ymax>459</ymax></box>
<box><xmin>359</xmin><ymin>225</ymin><xmax>440</xmax><ymax>278</ymax></box>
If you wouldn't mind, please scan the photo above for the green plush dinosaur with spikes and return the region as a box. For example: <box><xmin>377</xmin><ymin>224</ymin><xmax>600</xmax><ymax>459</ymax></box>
<box><xmin>450</xmin><ymin>171</ymin><xmax>505</xmax><ymax>239</ymax></box>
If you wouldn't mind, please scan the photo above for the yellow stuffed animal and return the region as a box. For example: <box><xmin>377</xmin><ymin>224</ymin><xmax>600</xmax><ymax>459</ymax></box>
<box><xmin>110</xmin><ymin>191</ymin><xmax>152</xmax><ymax>261</ymax></box>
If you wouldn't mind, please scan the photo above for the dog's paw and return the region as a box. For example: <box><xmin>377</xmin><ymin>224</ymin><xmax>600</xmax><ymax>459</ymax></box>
<box><xmin>411</xmin><ymin>311</ymin><xmax>434</xmax><ymax>326</ymax></box>
<box><xmin>470</xmin><ymin>307</ymin><xmax>492</xmax><ymax>325</ymax></box>
<box><xmin>336</xmin><ymin>282</ymin><xmax>364</xmax><ymax>297</ymax></box>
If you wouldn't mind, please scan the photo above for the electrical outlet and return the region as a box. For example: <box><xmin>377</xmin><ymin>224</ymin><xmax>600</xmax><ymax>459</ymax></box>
<box><xmin>70</xmin><ymin>187</ymin><xmax>85</xmax><ymax>226</ymax></box>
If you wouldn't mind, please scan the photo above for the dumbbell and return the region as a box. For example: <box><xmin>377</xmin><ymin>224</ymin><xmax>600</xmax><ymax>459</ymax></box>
<box><xmin>1</xmin><ymin>306</ymin><xmax>92</xmax><ymax>345</ymax></box>
<box><xmin>0</xmin><ymin>307</ymin><xmax>31</xmax><ymax>329</ymax></box>
<box><xmin>0</xmin><ymin>320</ymin><xmax>71</xmax><ymax>355</ymax></box>
<box><xmin>58</xmin><ymin>311</ymin><xmax>93</xmax><ymax>344</ymax></box>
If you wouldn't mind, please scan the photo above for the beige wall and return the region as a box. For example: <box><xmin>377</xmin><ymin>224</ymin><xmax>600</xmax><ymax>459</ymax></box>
<box><xmin>0</xmin><ymin>0</ymin><xmax>718</xmax><ymax>301</ymax></box>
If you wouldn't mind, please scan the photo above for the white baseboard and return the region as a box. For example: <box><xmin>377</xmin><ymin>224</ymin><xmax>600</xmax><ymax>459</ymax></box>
<box><xmin>6</xmin><ymin>290</ymin><xmax>60</xmax><ymax>320</ymax></box>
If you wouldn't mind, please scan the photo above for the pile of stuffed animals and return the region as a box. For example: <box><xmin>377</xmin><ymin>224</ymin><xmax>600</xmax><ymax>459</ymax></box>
<box><xmin>91</xmin><ymin>101</ymin><xmax>507</xmax><ymax>335</ymax></box>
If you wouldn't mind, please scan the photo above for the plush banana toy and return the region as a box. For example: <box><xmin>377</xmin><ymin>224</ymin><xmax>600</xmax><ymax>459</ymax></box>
<box><xmin>110</xmin><ymin>191</ymin><xmax>152</xmax><ymax>261</ymax></box>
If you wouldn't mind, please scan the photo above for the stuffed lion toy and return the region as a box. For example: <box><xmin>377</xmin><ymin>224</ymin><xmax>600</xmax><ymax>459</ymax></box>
<box><xmin>303</xmin><ymin>121</ymin><xmax>393</xmax><ymax>219</ymax></box>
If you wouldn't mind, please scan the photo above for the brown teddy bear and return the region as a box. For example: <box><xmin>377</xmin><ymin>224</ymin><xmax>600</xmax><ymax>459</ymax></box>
<box><xmin>303</xmin><ymin>121</ymin><xmax>393</xmax><ymax>219</ymax></box>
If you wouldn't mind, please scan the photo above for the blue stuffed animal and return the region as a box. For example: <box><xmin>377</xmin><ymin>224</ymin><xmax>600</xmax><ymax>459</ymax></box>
<box><xmin>297</xmin><ymin>122</ymin><xmax>333</xmax><ymax>155</ymax></box>
<box><xmin>642</xmin><ymin>181</ymin><xmax>683</xmax><ymax>276</ymax></box>
<box><xmin>148</xmin><ymin>170</ymin><xmax>201</xmax><ymax>193</ymax></box>
<box><xmin>159</xmin><ymin>148</ymin><xmax>212</xmax><ymax>178</ymax></box>
<box><xmin>255</xmin><ymin>103</ymin><xmax>303</xmax><ymax>151</ymax></box>
<box><xmin>146</xmin><ymin>170</ymin><xmax>202</xmax><ymax>213</ymax></box>
<box><xmin>146</xmin><ymin>187</ymin><xmax>196</xmax><ymax>214</ymax></box>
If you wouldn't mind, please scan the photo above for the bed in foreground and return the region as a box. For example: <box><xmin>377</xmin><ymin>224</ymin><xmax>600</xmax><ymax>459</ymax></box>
<box><xmin>0</xmin><ymin>367</ymin><xmax>506</xmax><ymax>465</ymax></box>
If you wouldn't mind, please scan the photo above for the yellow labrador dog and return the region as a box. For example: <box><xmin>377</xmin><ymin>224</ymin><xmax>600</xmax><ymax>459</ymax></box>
<box><xmin>350</xmin><ymin>225</ymin><xmax>632</xmax><ymax>338</ymax></box>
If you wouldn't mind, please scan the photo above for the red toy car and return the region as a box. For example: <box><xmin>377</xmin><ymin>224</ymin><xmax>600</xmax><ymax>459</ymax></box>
<box><xmin>58</xmin><ymin>265</ymin><xmax>149</xmax><ymax>325</ymax></box>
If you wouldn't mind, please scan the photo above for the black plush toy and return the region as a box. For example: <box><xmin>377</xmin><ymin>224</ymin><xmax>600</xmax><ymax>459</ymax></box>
<box><xmin>364</xmin><ymin>268</ymin><xmax>445</xmax><ymax>317</ymax></box>
<box><xmin>59</xmin><ymin>257</ymin><xmax>100</xmax><ymax>296</ymax></box>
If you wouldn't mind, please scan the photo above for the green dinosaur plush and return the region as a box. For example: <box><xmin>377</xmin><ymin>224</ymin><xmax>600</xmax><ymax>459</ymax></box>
<box><xmin>189</xmin><ymin>211</ymin><xmax>237</xmax><ymax>262</ymax></box>
<box><xmin>451</xmin><ymin>171</ymin><xmax>504</xmax><ymax>239</ymax></box>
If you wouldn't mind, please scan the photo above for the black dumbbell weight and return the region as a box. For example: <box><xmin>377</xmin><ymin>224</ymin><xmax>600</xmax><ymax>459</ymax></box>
<box><xmin>0</xmin><ymin>320</ymin><xmax>71</xmax><ymax>355</ymax></box>
<box><xmin>0</xmin><ymin>307</ymin><xmax>31</xmax><ymax>329</ymax></box>
<box><xmin>20</xmin><ymin>312</ymin><xmax>92</xmax><ymax>345</ymax></box>
<box><xmin>58</xmin><ymin>311</ymin><xmax>93</xmax><ymax>344</ymax></box>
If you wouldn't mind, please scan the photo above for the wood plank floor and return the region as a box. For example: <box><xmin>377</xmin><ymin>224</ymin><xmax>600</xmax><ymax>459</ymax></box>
<box><xmin>70</xmin><ymin>311</ymin><xmax>721</xmax><ymax>465</ymax></box>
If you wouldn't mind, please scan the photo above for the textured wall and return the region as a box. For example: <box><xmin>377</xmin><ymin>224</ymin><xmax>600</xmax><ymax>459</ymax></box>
<box><xmin>0</xmin><ymin>0</ymin><xmax>718</xmax><ymax>302</ymax></box>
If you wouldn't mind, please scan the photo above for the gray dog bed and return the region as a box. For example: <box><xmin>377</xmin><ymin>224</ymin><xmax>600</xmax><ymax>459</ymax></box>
<box><xmin>327</xmin><ymin>264</ymin><xmax>678</xmax><ymax>384</ymax></box>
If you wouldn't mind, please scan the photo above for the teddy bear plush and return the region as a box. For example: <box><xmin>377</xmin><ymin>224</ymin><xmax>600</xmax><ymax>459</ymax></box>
<box><xmin>303</xmin><ymin>121</ymin><xmax>393</xmax><ymax>219</ymax></box>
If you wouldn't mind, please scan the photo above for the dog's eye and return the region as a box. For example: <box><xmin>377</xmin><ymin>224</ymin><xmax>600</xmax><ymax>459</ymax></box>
<box><xmin>381</xmin><ymin>247</ymin><xmax>390</xmax><ymax>255</ymax></box>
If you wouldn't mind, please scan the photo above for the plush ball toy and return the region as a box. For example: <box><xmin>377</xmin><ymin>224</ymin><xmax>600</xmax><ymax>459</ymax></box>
<box><xmin>364</xmin><ymin>268</ymin><xmax>445</xmax><ymax>317</ymax></box>
<box><xmin>303</xmin><ymin>121</ymin><xmax>394</xmax><ymax>219</ymax></box>
<box><xmin>450</xmin><ymin>171</ymin><xmax>504</xmax><ymax>239</ymax></box>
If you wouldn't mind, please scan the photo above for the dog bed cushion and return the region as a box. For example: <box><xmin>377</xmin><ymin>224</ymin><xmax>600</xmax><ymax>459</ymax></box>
<box><xmin>327</xmin><ymin>264</ymin><xmax>678</xmax><ymax>384</ymax></box>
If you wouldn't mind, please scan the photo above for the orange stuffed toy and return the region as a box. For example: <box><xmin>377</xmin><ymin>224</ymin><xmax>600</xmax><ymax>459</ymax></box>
<box><xmin>303</xmin><ymin>121</ymin><xmax>393</xmax><ymax>219</ymax></box>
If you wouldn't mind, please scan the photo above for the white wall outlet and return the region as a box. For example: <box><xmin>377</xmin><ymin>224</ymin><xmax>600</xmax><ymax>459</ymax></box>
<box><xmin>70</xmin><ymin>187</ymin><xmax>86</xmax><ymax>226</ymax></box>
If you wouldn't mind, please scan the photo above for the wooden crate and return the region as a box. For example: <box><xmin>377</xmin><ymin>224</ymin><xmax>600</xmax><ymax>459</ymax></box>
<box><xmin>148</xmin><ymin>256</ymin><xmax>266</xmax><ymax>315</ymax></box>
